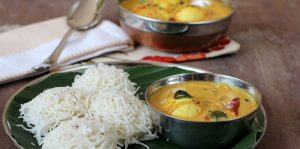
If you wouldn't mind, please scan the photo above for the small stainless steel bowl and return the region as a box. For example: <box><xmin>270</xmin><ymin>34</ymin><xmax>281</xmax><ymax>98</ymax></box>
<box><xmin>145</xmin><ymin>73</ymin><xmax>262</xmax><ymax>149</ymax></box>
<box><xmin>117</xmin><ymin>0</ymin><xmax>235</xmax><ymax>53</ymax></box>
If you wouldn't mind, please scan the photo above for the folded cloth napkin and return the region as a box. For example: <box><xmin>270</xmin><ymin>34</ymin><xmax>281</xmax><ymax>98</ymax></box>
<box><xmin>0</xmin><ymin>17</ymin><xmax>133</xmax><ymax>83</ymax></box>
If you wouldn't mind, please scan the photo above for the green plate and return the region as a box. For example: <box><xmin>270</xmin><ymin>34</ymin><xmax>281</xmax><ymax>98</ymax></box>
<box><xmin>3</xmin><ymin>62</ymin><xmax>267</xmax><ymax>149</ymax></box>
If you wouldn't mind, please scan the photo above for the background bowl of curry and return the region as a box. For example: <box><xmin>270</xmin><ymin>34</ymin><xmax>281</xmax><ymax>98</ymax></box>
<box><xmin>117</xmin><ymin>0</ymin><xmax>235</xmax><ymax>53</ymax></box>
<box><xmin>145</xmin><ymin>73</ymin><xmax>262</xmax><ymax>149</ymax></box>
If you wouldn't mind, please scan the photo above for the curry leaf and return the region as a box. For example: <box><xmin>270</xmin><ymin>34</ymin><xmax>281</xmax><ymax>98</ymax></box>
<box><xmin>174</xmin><ymin>90</ymin><xmax>193</xmax><ymax>99</ymax></box>
<box><xmin>244</xmin><ymin>98</ymin><xmax>249</xmax><ymax>102</ymax></box>
<box><xmin>210</xmin><ymin>111</ymin><xmax>227</xmax><ymax>120</ymax></box>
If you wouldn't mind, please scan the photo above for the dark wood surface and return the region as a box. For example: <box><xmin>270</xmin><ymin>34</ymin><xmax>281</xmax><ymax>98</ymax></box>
<box><xmin>0</xmin><ymin>0</ymin><xmax>299</xmax><ymax>149</ymax></box>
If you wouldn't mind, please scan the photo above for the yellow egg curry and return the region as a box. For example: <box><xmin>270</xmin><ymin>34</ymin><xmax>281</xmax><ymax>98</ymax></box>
<box><xmin>121</xmin><ymin>0</ymin><xmax>233</xmax><ymax>22</ymax></box>
<box><xmin>149</xmin><ymin>81</ymin><xmax>257</xmax><ymax>122</ymax></box>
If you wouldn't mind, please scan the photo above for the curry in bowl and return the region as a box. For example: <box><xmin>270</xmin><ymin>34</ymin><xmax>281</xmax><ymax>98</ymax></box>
<box><xmin>145</xmin><ymin>73</ymin><xmax>261</xmax><ymax>148</ymax></box>
<box><xmin>149</xmin><ymin>81</ymin><xmax>257</xmax><ymax>122</ymax></box>
<box><xmin>121</xmin><ymin>0</ymin><xmax>233</xmax><ymax>22</ymax></box>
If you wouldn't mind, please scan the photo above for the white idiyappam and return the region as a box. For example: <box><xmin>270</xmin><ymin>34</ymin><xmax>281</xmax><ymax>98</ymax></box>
<box><xmin>19</xmin><ymin>87</ymin><xmax>88</xmax><ymax>144</ymax></box>
<box><xmin>42</xmin><ymin>118</ymin><xmax>120</xmax><ymax>149</ymax></box>
<box><xmin>72</xmin><ymin>63</ymin><xmax>136</xmax><ymax>94</ymax></box>
<box><xmin>88</xmin><ymin>91</ymin><xmax>158</xmax><ymax>148</ymax></box>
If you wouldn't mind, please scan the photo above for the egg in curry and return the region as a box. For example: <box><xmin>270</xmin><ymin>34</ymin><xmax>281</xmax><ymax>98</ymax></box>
<box><xmin>149</xmin><ymin>81</ymin><xmax>257</xmax><ymax>122</ymax></box>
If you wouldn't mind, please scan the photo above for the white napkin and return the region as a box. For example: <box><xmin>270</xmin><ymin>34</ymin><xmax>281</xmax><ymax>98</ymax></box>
<box><xmin>0</xmin><ymin>17</ymin><xmax>133</xmax><ymax>82</ymax></box>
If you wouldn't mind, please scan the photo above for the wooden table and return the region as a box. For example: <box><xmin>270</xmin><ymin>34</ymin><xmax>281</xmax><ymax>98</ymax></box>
<box><xmin>0</xmin><ymin>0</ymin><xmax>299</xmax><ymax>148</ymax></box>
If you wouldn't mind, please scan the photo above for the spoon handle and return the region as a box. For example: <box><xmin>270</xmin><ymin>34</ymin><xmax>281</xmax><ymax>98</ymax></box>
<box><xmin>33</xmin><ymin>28</ymin><xmax>74</xmax><ymax>70</ymax></box>
<box><xmin>47</xmin><ymin>28</ymin><xmax>74</xmax><ymax>64</ymax></box>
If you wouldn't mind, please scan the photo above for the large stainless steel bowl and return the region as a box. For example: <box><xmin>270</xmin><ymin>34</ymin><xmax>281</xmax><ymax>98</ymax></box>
<box><xmin>145</xmin><ymin>73</ymin><xmax>262</xmax><ymax>149</ymax></box>
<box><xmin>117</xmin><ymin>0</ymin><xmax>235</xmax><ymax>53</ymax></box>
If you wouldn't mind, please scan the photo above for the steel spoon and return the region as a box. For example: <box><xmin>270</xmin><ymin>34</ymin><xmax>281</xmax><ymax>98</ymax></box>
<box><xmin>33</xmin><ymin>0</ymin><xmax>104</xmax><ymax>70</ymax></box>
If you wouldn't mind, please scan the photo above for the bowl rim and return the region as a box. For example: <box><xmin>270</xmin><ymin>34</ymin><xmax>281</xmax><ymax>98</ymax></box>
<box><xmin>117</xmin><ymin>0</ymin><xmax>236</xmax><ymax>25</ymax></box>
<box><xmin>145</xmin><ymin>72</ymin><xmax>262</xmax><ymax>124</ymax></box>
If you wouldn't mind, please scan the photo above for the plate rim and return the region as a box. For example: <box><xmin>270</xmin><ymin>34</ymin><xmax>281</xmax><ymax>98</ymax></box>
<box><xmin>2</xmin><ymin>61</ymin><xmax>267</xmax><ymax>149</ymax></box>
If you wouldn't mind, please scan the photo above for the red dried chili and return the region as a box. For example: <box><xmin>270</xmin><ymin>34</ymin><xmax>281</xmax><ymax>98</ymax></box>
<box><xmin>227</xmin><ymin>97</ymin><xmax>240</xmax><ymax>116</ymax></box>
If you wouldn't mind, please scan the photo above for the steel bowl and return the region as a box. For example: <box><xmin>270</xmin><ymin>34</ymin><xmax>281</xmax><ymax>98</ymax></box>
<box><xmin>117</xmin><ymin>0</ymin><xmax>235</xmax><ymax>53</ymax></box>
<box><xmin>145</xmin><ymin>73</ymin><xmax>262</xmax><ymax>149</ymax></box>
